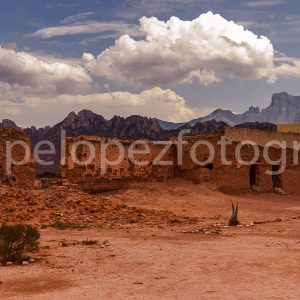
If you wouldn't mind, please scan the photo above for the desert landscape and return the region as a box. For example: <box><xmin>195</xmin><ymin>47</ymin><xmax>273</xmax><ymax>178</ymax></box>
<box><xmin>1</xmin><ymin>178</ymin><xmax>299</xmax><ymax>299</ymax></box>
<box><xmin>2</xmin><ymin>1</ymin><xmax>300</xmax><ymax>299</ymax></box>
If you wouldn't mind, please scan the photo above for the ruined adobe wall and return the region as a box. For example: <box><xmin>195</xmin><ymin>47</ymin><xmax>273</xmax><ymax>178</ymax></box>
<box><xmin>224</xmin><ymin>128</ymin><xmax>300</xmax><ymax>193</ymax></box>
<box><xmin>176</xmin><ymin>135</ymin><xmax>256</xmax><ymax>192</ymax></box>
<box><xmin>61</xmin><ymin>136</ymin><xmax>176</xmax><ymax>191</ymax></box>
<box><xmin>225</xmin><ymin>127</ymin><xmax>300</xmax><ymax>150</ymax></box>
<box><xmin>0</xmin><ymin>128</ymin><xmax>35</xmax><ymax>187</ymax></box>
<box><xmin>62</xmin><ymin>132</ymin><xmax>300</xmax><ymax>194</ymax></box>
<box><xmin>277</xmin><ymin>124</ymin><xmax>300</xmax><ymax>135</ymax></box>
<box><xmin>177</xmin><ymin>134</ymin><xmax>300</xmax><ymax>193</ymax></box>
<box><xmin>281</xmin><ymin>167</ymin><xmax>300</xmax><ymax>194</ymax></box>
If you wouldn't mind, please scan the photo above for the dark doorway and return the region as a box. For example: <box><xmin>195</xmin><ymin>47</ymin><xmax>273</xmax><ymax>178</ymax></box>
<box><xmin>272</xmin><ymin>165</ymin><xmax>283</xmax><ymax>188</ymax></box>
<box><xmin>205</xmin><ymin>163</ymin><xmax>214</xmax><ymax>170</ymax></box>
<box><xmin>249</xmin><ymin>164</ymin><xmax>258</xmax><ymax>188</ymax></box>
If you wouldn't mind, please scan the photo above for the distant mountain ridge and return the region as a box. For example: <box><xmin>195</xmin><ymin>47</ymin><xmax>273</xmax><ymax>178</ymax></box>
<box><xmin>159</xmin><ymin>92</ymin><xmax>300</xmax><ymax>129</ymax></box>
<box><xmin>1</xmin><ymin>91</ymin><xmax>296</xmax><ymax>134</ymax></box>
<box><xmin>0</xmin><ymin>96</ymin><xmax>281</xmax><ymax>173</ymax></box>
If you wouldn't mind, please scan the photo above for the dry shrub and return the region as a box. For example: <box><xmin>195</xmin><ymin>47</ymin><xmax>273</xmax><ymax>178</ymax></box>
<box><xmin>228</xmin><ymin>201</ymin><xmax>240</xmax><ymax>226</ymax></box>
<box><xmin>0</xmin><ymin>224</ymin><xmax>40</xmax><ymax>263</ymax></box>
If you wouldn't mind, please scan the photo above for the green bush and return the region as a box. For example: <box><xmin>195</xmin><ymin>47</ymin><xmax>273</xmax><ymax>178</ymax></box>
<box><xmin>0</xmin><ymin>224</ymin><xmax>40</xmax><ymax>263</ymax></box>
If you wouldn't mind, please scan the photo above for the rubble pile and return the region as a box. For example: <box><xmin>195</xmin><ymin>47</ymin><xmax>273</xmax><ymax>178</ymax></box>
<box><xmin>0</xmin><ymin>185</ymin><xmax>198</xmax><ymax>228</ymax></box>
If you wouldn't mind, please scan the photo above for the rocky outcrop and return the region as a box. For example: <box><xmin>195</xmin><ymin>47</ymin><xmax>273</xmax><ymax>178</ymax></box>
<box><xmin>24</xmin><ymin>111</ymin><xmax>165</xmax><ymax>141</ymax></box>
<box><xmin>235</xmin><ymin>122</ymin><xmax>277</xmax><ymax>132</ymax></box>
<box><xmin>257</xmin><ymin>92</ymin><xmax>300</xmax><ymax>124</ymax></box>
<box><xmin>161</xmin><ymin>92</ymin><xmax>300</xmax><ymax>128</ymax></box>
<box><xmin>189</xmin><ymin>120</ymin><xmax>228</xmax><ymax>135</ymax></box>
<box><xmin>0</xmin><ymin>119</ymin><xmax>18</xmax><ymax>129</ymax></box>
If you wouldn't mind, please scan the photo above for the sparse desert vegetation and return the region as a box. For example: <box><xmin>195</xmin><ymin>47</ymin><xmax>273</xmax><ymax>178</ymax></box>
<box><xmin>0</xmin><ymin>224</ymin><xmax>40</xmax><ymax>264</ymax></box>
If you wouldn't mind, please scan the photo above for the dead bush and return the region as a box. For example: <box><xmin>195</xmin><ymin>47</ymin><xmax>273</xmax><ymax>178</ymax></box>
<box><xmin>0</xmin><ymin>224</ymin><xmax>40</xmax><ymax>263</ymax></box>
<box><xmin>228</xmin><ymin>201</ymin><xmax>240</xmax><ymax>226</ymax></box>
<box><xmin>82</xmin><ymin>240</ymin><xmax>98</xmax><ymax>246</ymax></box>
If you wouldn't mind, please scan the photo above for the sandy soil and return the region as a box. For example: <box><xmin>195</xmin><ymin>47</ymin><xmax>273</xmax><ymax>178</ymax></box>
<box><xmin>0</xmin><ymin>179</ymin><xmax>300</xmax><ymax>299</ymax></box>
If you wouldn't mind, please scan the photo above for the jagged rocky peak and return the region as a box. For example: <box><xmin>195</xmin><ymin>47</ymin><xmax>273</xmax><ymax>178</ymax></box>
<box><xmin>77</xmin><ymin>110</ymin><xmax>106</xmax><ymax>126</ymax></box>
<box><xmin>124</xmin><ymin>115</ymin><xmax>159</xmax><ymax>125</ymax></box>
<box><xmin>187</xmin><ymin>91</ymin><xmax>300</xmax><ymax>126</ymax></box>
<box><xmin>67</xmin><ymin>111</ymin><xmax>77</xmax><ymax>119</ymax></box>
<box><xmin>247</xmin><ymin>106</ymin><xmax>260</xmax><ymax>114</ymax></box>
<box><xmin>190</xmin><ymin>120</ymin><xmax>229</xmax><ymax>135</ymax></box>
<box><xmin>270</xmin><ymin>92</ymin><xmax>300</xmax><ymax>110</ymax></box>
<box><xmin>260</xmin><ymin>92</ymin><xmax>300</xmax><ymax>123</ymax></box>
<box><xmin>62</xmin><ymin>111</ymin><xmax>77</xmax><ymax>129</ymax></box>
<box><xmin>77</xmin><ymin>109</ymin><xmax>105</xmax><ymax>121</ymax></box>
<box><xmin>271</xmin><ymin>91</ymin><xmax>290</xmax><ymax>105</ymax></box>
<box><xmin>60</xmin><ymin>110</ymin><xmax>106</xmax><ymax>129</ymax></box>
<box><xmin>0</xmin><ymin>119</ymin><xmax>18</xmax><ymax>128</ymax></box>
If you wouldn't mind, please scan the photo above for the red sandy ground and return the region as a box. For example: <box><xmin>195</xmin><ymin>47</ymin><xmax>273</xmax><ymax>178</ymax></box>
<box><xmin>0</xmin><ymin>178</ymin><xmax>299</xmax><ymax>299</ymax></box>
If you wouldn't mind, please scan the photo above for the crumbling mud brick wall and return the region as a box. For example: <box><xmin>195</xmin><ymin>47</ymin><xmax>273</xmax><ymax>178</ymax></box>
<box><xmin>176</xmin><ymin>135</ymin><xmax>255</xmax><ymax>192</ymax></box>
<box><xmin>62</xmin><ymin>130</ymin><xmax>300</xmax><ymax>194</ymax></box>
<box><xmin>61</xmin><ymin>136</ymin><xmax>176</xmax><ymax>191</ymax></box>
<box><xmin>177</xmin><ymin>134</ymin><xmax>300</xmax><ymax>193</ymax></box>
<box><xmin>281</xmin><ymin>166</ymin><xmax>300</xmax><ymax>194</ymax></box>
<box><xmin>0</xmin><ymin>128</ymin><xmax>35</xmax><ymax>187</ymax></box>
<box><xmin>277</xmin><ymin>123</ymin><xmax>300</xmax><ymax>135</ymax></box>
<box><xmin>224</xmin><ymin>129</ymin><xmax>300</xmax><ymax>193</ymax></box>
<box><xmin>225</xmin><ymin>127</ymin><xmax>300</xmax><ymax>150</ymax></box>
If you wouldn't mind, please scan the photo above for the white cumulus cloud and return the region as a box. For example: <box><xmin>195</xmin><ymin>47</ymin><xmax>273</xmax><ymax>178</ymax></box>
<box><xmin>83</xmin><ymin>11</ymin><xmax>276</xmax><ymax>86</ymax></box>
<box><xmin>0</xmin><ymin>46</ymin><xmax>94</xmax><ymax>95</ymax></box>
<box><xmin>0</xmin><ymin>87</ymin><xmax>196</xmax><ymax>127</ymax></box>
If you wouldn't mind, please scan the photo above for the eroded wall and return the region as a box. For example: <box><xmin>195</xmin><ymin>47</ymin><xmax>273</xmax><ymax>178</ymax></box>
<box><xmin>62</xmin><ymin>136</ymin><xmax>176</xmax><ymax>191</ymax></box>
<box><xmin>177</xmin><ymin>134</ymin><xmax>300</xmax><ymax>193</ymax></box>
<box><xmin>62</xmin><ymin>131</ymin><xmax>300</xmax><ymax>194</ymax></box>
<box><xmin>225</xmin><ymin>127</ymin><xmax>300</xmax><ymax>150</ymax></box>
<box><xmin>277</xmin><ymin>124</ymin><xmax>300</xmax><ymax>135</ymax></box>
<box><xmin>0</xmin><ymin>128</ymin><xmax>35</xmax><ymax>187</ymax></box>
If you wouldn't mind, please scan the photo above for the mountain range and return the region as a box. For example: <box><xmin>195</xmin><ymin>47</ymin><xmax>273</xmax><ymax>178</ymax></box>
<box><xmin>2</xmin><ymin>91</ymin><xmax>299</xmax><ymax>173</ymax></box>
<box><xmin>160</xmin><ymin>92</ymin><xmax>300</xmax><ymax>129</ymax></box>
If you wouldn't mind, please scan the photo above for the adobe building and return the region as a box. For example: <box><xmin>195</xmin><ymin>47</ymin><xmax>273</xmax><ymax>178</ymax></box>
<box><xmin>61</xmin><ymin>136</ymin><xmax>176</xmax><ymax>192</ymax></box>
<box><xmin>0</xmin><ymin>128</ymin><xmax>35</xmax><ymax>187</ymax></box>
<box><xmin>178</xmin><ymin>128</ymin><xmax>300</xmax><ymax>194</ymax></box>
<box><xmin>62</xmin><ymin>128</ymin><xmax>300</xmax><ymax>194</ymax></box>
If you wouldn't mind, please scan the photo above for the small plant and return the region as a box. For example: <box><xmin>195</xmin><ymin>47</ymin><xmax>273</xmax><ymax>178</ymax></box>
<box><xmin>0</xmin><ymin>224</ymin><xmax>40</xmax><ymax>263</ymax></box>
<box><xmin>49</xmin><ymin>222</ymin><xmax>87</xmax><ymax>230</ymax></box>
<box><xmin>82</xmin><ymin>240</ymin><xmax>98</xmax><ymax>246</ymax></box>
<box><xmin>51</xmin><ymin>222</ymin><xmax>70</xmax><ymax>230</ymax></box>
<box><xmin>228</xmin><ymin>201</ymin><xmax>240</xmax><ymax>226</ymax></box>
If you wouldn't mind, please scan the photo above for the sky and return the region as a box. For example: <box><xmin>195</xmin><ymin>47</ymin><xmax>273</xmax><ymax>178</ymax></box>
<box><xmin>1</xmin><ymin>0</ymin><xmax>300</xmax><ymax>127</ymax></box>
